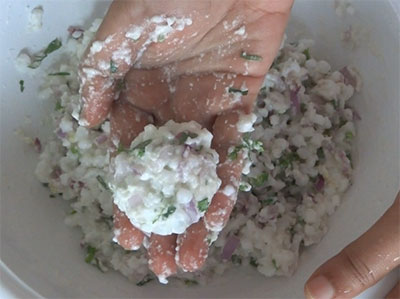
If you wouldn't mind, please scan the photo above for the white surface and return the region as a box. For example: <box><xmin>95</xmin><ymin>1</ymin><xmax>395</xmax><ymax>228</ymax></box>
<box><xmin>0</xmin><ymin>0</ymin><xmax>399</xmax><ymax>298</ymax></box>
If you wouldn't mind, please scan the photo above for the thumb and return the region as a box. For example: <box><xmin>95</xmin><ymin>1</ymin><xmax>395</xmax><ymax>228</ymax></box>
<box><xmin>305</xmin><ymin>194</ymin><xmax>400</xmax><ymax>299</ymax></box>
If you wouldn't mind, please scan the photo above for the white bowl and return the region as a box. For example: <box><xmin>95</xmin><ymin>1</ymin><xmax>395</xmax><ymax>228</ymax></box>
<box><xmin>0</xmin><ymin>0</ymin><xmax>399</xmax><ymax>298</ymax></box>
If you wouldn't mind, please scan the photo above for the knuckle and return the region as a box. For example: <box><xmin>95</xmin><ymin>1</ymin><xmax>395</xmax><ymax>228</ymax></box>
<box><xmin>341</xmin><ymin>247</ymin><xmax>377</xmax><ymax>287</ymax></box>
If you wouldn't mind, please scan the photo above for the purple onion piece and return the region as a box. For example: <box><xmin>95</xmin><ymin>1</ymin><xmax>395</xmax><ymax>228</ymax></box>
<box><xmin>96</xmin><ymin>134</ymin><xmax>108</xmax><ymax>145</ymax></box>
<box><xmin>56</xmin><ymin>128</ymin><xmax>67</xmax><ymax>139</ymax></box>
<box><xmin>221</xmin><ymin>235</ymin><xmax>240</xmax><ymax>261</ymax></box>
<box><xmin>290</xmin><ymin>86</ymin><xmax>301</xmax><ymax>113</ymax></box>
<box><xmin>185</xmin><ymin>199</ymin><xmax>198</xmax><ymax>223</ymax></box>
<box><xmin>315</xmin><ymin>175</ymin><xmax>325</xmax><ymax>191</ymax></box>
<box><xmin>340</xmin><ymin>67</ymin><xmax>357</xmax><ymax>89</ymax></box>
<box><xmin>33</xmin><ymin>137</ymin><xmax>42</xmax><ymax>153</ymax></box>
<box><xmin>353</xmin><ymin>109</ymin><xmax>362</xmax><ymax>121</ymax></box>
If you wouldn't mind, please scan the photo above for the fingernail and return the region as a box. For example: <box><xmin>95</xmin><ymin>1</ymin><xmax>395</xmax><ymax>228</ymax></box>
<box><xmin>305</xmin><ymin>275</ymin><xmax>335</xmax><ymax>299</ymax></box>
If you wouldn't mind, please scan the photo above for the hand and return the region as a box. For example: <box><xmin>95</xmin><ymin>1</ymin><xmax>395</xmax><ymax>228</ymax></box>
<box><xmin>79</xmin><ymin>0</ymin><xmax>293</xmax><ymax>280</ymax></box>
<box><xmin>305</xmin><ymin>193</ymin><xmax>400</xmax><ymax>299</ymax></box>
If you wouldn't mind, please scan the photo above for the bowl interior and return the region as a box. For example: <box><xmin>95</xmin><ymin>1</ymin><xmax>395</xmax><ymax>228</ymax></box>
<box><xmin>0</xmin><ymin>0</ymin><xmax>399</xmax><ymax>298</ymax></box>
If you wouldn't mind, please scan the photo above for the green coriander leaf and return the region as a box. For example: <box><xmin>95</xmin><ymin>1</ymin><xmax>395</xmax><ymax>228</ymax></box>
<box><xmin>239</xmin><ymin>182</ymin><xmax>251</xmax><ymax>192</ymax></box>
<box><xmin>197</xmin><ymin>198</ymin><xmax>209</xmax><ymax>212</ymax></box>
<box><xmin>261</xmin><ymin>198</ymin><xmax>275</xmax><ymax>206</ymax></box>
<box><xmin>249</xmin><ymin>256</ymin><xmax>258</xmax><ymax>267</ymax></box>
<box><xmin>303</xmin><ymin>48</ymin><xmax>311</xmax><ymax>60</ymax></box>
<box><xmin>131</xmin><ymin>139</ymin><xmax>152</xmax><ymax>157</ymax></box>
<box><xmin>110</xmin><ymin>59</ymin><xmax>118</xmax><ymax>73</ymax></box>
<box><xmin>136</xmin><ymin>274</ymin><xmax>154</xmax><ymax>286</ymax></box>
<box><xmin>345</xmin><ymin>131</ymin><xmax>354</xmax><ymax>141</ymax></box>
<box><xmin>300</xmin><ymin>103</ymin><xmax>307</xmax><ymax>113</ymax></box>
<box><xmin>44</xmin><ymin>38</ymin><xmax>62</xmax><ymax>55</ymax></box>
<box><xmin>297</xmin><ymin>216</ymin><xmax>306</xmax><ymax>226</ymax></box>
<box><xmin>231</xmin><ymin>254</ymin><xmax>242</xmax><ymax>265</ymax></box>
<box><xmin>55</xmin><ymin>101</ymin><xmax>63</xmax><ymax>111</ymax></box>
<box><xmin>240</xmin><ymin>51</ymin><xmax>263</xmax><ymax>61</ymax></box>
<box><xmin>228</xmin><ymin>145</ymin><xmax>244</xmax><ymax>160</ymax></box>
<box><xmin>70</xmin><ymin>210</ymin><xmax>77</xmax><ymax>215</ymax></box>
<box><xmin>85</xmin><ymin>246</ymin><xmax>96</xmax><ymax>263</ymax></box>
<box><xmin>184</xmin><ymin>279</ymin><xmax>198</xmax><ymax>286</ymax></box>
<box><xmin>228</xmin><ymin>87</ymin><xmax>248</xmax><ymax>96</ymax></box>
<box><xmin>278</xmin><ymin>152</ymin><xmax>300</xmax><ymax>169</ymax></box>
<box><xmin>302</xmin><ymin>78</ymin><xmax>316</xmax><ymax>89</ymax></box>
<box><xmin>96</xmin><ymin>175</ymin><xmax>110</xmax><ymax>191</ymax></box>
<box><xmin>330</xmin><ymin>99</ymin><xmax>338</xmax><ymax>109</ymax></box>
<box><xmin>162</xmin><ymin>205</ymin><xmax>176</xmax><ymax>220</ymax></box>
<box><xmin>317</xmin><ymin>148</ymin><xmax>325</xmax><ymax>160</ymax></box>
<box><xmin>70</xmin><ymin>144</ymin><xmax>80</xmax><ymax>156</ymax></box>
<box><xmin>28</xmin><ymin>38</ymin><xmax>62</xmax><ymax>69</ymax></box>
<box><xmin>249</xmin><ymin>172</ymin><xmax>268</xmax><ymax>188</ymax></box>
<box><xmin>19</xmin><ymin>80</ymin><xmax>24</xmax><ymax>92</ymax></box>
<box><xmin>48</xmin><ymin>72</ymin><xmax>70</xmax><ymax>76</ymax></box>
<box><xmin>178</xmin><ymin>132</ymin><xmax>198</xmax><ymax>145</ymax></box>
<box><xmin>116</xmin><ymin>143</ymin><xmax>126</xmax><ymax>154</ymax></box>
<box><xmin>157</xmin><ymin>34</ymin><xmax>166</xmax><ymax>42</ymax></box>
<box><xmin>272</xmin><ymin>258</ymin><xmax>279</xmax><ymax>270</ymax></box>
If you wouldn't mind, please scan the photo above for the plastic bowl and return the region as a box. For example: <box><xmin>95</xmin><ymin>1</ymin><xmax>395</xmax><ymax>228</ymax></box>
<box><xmin>0</xmin><ymin>0</ymin><xmax>399</xmax><ymax>298</ymax></box>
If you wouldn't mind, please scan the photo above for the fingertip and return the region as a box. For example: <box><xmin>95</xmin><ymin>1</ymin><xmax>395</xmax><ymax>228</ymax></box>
<box><xmin>304</xmin><ymin>275</ymin><xmax>336</xmax><ymax>299</ymax></box>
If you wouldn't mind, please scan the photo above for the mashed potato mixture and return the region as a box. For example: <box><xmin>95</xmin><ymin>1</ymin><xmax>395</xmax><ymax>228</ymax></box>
<box><xmin>34</xmin><ymin>19</ymin><xmax>361</xmax><ymax>285</ymax></box>
<box><xmin>110</xmin><ymin>121</ymin><xmax>221</xmax><ymax>236</ymax></box>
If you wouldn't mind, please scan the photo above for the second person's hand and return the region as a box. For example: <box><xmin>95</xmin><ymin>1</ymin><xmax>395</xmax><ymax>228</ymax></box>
<box><xmin>79</xmin><ymin>0</ymin><xmax>293</xmax><ymax>281</ymax></box>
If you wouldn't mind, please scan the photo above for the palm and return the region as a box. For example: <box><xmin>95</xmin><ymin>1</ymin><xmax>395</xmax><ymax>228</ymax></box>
<box><xmin>80</xmin><ymin>0</ymin><xmax>293</xmax><ymax>281</ymax></box>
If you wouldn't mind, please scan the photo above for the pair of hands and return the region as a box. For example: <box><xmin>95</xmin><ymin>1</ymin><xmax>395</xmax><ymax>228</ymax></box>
<box><xmin>79</xmin><ymin>0</ymin><xmax>399</xmax><ymax>297</ymax></box>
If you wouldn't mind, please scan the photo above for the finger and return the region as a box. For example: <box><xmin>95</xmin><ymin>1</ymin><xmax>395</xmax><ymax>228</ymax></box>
<box><xmin>203</xmin><ymin>111</ymin><xmax>246</xmax><ymax>231</ymax></box>
<box><xmin>175</xmin><ymin>219</ymin><xmax>209</xmax><ymax>272</ymax></box>
<box><xmin>305</xmin><ymin>195</ymin><xmax>400</xmax><ymax>299</ymax></box>
<box><xmin>113</xmin><ymin>204</ymin><xmax>144</xmax><ymax>250</ymax></box>
<box><xmin>385</xmin><ymin>282</ymin><xmax>400</xmax><ymax>299</ymax></box>
<box><xmin>148</xmin><ymin>234</ymin><xmax>178</xmax><ymax>283</ymax></box>
<box><xmin>110</xmin><ymin>99</ymin><xmax>152</xmax><ymax>149</ymax></box>
<box><xmin>79</xmin><ymin>1</ymin><xmax>149</xmax><ymax>127</ymax></box>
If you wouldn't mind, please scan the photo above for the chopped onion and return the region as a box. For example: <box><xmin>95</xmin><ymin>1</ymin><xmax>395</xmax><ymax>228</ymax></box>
<box><xmin>95</xmin><ymin>134</ymin><xmax>108</xmax><ymax>145</ymax></box>
<box><xmin>33</xmin><ymin>137</ymin><xmax>42</xmax><ymax>153</ymax></box>
<box><xmin>68</xmin><ymin>26</ymin><xmax>84</xmax><ymax>39</ymax></box>
<box><xmin>340</xmin><ymin>67</ymin><xmax>357</xmax><ymax>89</ymax></box>
<box><xmin>353</xmin><ymin>109</ymin><xmax>362</xmax><ymax>121</ymax></box>
<box><xmin>185</xmin><ymin>200</ymin><xmax>198</xmax><ymax>222</ymax></box>
<box><xmin>56</xmin><ymin>128</ymin><xmax>67</xmax><ymax>139</ymax></box>
<box><xmin>315</xmin><ymin>175</ymin><xmax>325</xmax><ymax>191</ymax></box>
<box><xmin>221</xmin><ymin>235</ymin><xmax>240</xmax><ymax>261</ymax></box>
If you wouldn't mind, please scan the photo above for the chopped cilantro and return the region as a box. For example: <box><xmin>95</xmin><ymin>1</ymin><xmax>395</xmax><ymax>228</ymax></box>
<box><xmin>249</xmin><ymin>256</ymin><xmax>258</xmax><ymax>267</ymax></box>
<box><xmin>178</xmin><ymin>132</ymin><xmax>198</xmax><ymax>145</ymax></box>
<box><xmin>184</xmin><ymin>279</ymin><xmax>198</xmax><ymax>286</ymax></box>
<box><xmin>317</xmin><ymin>148</ymin><xmax>325</xmax><ymax>160</ymax></box>
<box><xmin>303</xmin><ymin>48</ymin><xmax>311</xmax><ymax>60</ymax></box>
<box><xmin>70</xmin><ymin>210</ymin><xmax>77</xmax><ymax>215</ymax></box>
<box><xmin>110</xmin><ymin>59</ymin><xmax>118</xmax><ymax>73</ymax></box>
<box><xmin>228</xmin><ymin>87</ymin><xmax>248</xmax><ymax>96</ymax></box>
<box><xmin>19</xmin><ymin>80</ymin><xmax>24</xmax><ymax>92</ymax></box>
<box><xmin>197</xmin><ymin>198</ymin><xmax>209</xmax><ymax>212</ymax></box>
<box><xmin>240</xmin><ymin>51</ymin><xmax>263</xmax><ymax>61</ymax></box>
<box><xmin>300</xmin><ymin>103</ymin><xmax>307</xmax><ymax>113</ymax></box>
<box><xmin>131</xmin><ymin>139</ymin><xmax>152</xmax><ymax>157</ymax></box>
<box><xmin>48</xmin><ymin>72</ymin><xmax>70</xmax><ymax>76</ymax></box>
<box><xmin>136</xmin><ymin>274</ymin><xmax>154</xmax><ymax>286</ymax></box>
<box><xmin>115</xmin><ymin>78</ymin><xmax>126</xmax><ymax>91</ymax></box>
<box><xmin>345</xmin><ymin>131</ymin><xmax>354</xmax><ymax>141</ymax></box>
<box><xmin>243</xmin><ymin>137</ymin><xmax>264</xmax><ymax>154</ymax></box>
<box><xmin>302</xmin><ymin>77</ymin><xmax>316</xmax><ymax>89</ymax></box>
<box><xmin>278</xmin><ymin>152</ymin><xmax>300</xmax><ymax>169</ymax></box>
<box><xmin>153</xmin><ymin>205</ymin><xmax>177</xmax><ymax>224</ymax></box>
<box><xmin>231</xmin><ymin>254</ymin><xmax>242</xmax><ymax>265</ymax></box>
<box><xmin>261</xmin><ymin>198</ymin><xmax>275</xmax><ymax>206</ymax></box>
<box><xmin>157</xmin><ymin>34</ymin><xmax>166</xmax><ymax>42</ymax></box>
<box><xmin>55</xmin><ymin>101</ymin><xmax>63</xmax><ymax>111</ymax></box>
<box><xmin>330</xmin><ymin>99</ymin><xmax>338</xmax><ymax>109</ymax></box>
<box><xmin>96</xmin><ymin>175</ymin><xmax>110</xmax><ymax>191</ymax></box>
<box><xmin>70</xmin><ymin>144</ymin><xmax>80</xmax><ymax>156</ymax></box>
<box><xmin>116</xmin><ymin>143</ymin><xmax>125</xmax><ymax>154</ymax></box>
<box><xmin>29</xmin><ymin>38</ymin><xmax>62</xmax><ymax>69</ymax></box>
<box><xmin>249</xmin><ymin>172</ymin><xmax>268</xmax><ymax>188</ymax></box>
<box><xmin>85</xmin><ymin>246</ymin><xmax>96</xmax><ymax>263</ymax></box>
<box><xmin>239</xmin><ymin>182</ymin><xmax>251</xmax><ymax>192</ymax></box>
<box><xmin>272</xmin><ymin>258</ymin><xmax>279</xmax><ymax>270</ymax></box>
<box><xmin>297</xmin><ymin>216</ymin><xmax>306</xmax><ymax>226</ymax></box>
<box><xmin>228</xmin><ymin>145</ymin><xmax>242</xmax><ymax>160</ymax></box>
